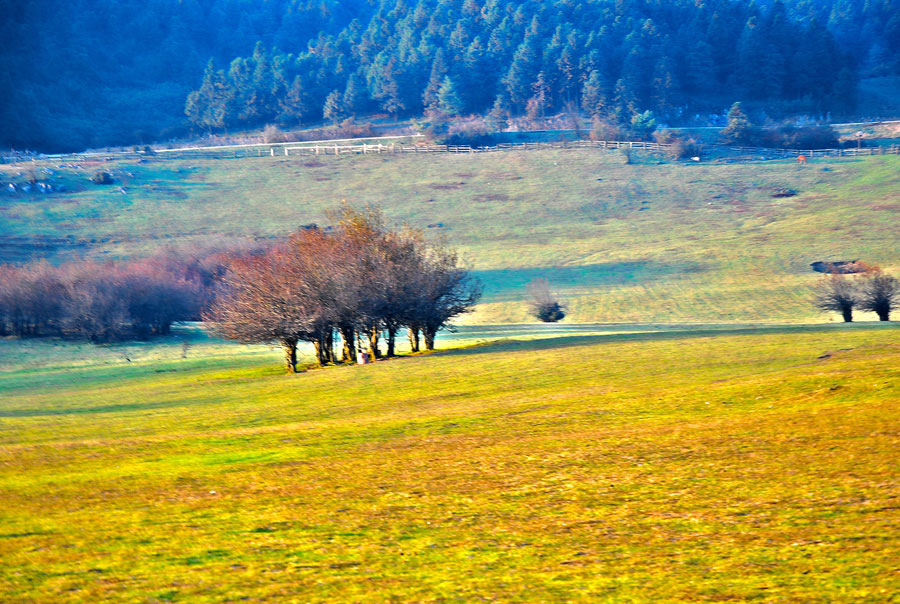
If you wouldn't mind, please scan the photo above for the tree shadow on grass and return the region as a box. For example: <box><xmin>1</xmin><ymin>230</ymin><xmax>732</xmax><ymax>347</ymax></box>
<box><xmin>433</xmin><ymin>322</ymin><xmax>900</xmax><ymax>358</ymax></box>
<box><xmin>471</xmin><ymin>261</ymin><xmax>706</xmax><ymax>301</ymax></box>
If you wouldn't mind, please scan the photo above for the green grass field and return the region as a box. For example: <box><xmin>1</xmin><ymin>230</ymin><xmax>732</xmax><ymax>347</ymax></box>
<box><xmin>3</xmin><ymin>143</ymin><xmax>900</xmax><ymax>601</ymax></box>
<box><xmin>2</xmin><ymin>324</ymin><xmax>899</xmax><ymax>602</ymax></box>
<box><xmin>3</xmin><ymin>150</ymin><xmax>899</xmax><ymax>323</ymax></box>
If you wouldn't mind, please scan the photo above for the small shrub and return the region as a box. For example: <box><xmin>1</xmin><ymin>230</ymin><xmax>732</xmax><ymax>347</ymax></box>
<box><xmin>527</xmin><ymin>278</ymin><xmax>566</xmax><ymax>322</ymax></box>
<box><xmin>589</xmin><ymin>116</ymin><xmax>624</xmax><ymax>141</ymax></box>
<box><xmin>629</xmin><ymin>110</ymin><xmax>657</xmax><ymax>141</ymax></box>
<box><xmin>263</xmin><ymin>124</ymin><xmax>285</xmax><ymax>144</ymax></box>
<box><xmin>759</xmin><ymin>124</ymin><xmax>839</xmax><ymax>149</ymax></box>
<box><xmin>91</xmin><ymin>171</ymin><xmax>114</xmax><ymax>185</ymax></box>
<box><xmin>655</xmin><ymin>131</ymin><xmax>702</xmax><ymax>160</ymax></box>
<box><xmin>437</xmin><ymin>120</ymin><xmax>498</xmax><ymax>147</ymax></box>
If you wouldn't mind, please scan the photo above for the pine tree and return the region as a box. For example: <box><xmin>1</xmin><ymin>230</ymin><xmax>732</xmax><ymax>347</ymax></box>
<box><xmin>185</xmin><ymin>59</ymin><xmax>233</xmax><ymax>132</ymax></box>
<box><xmin>323</xmin><ymin>90</ymin><xmax>348</xmax><ymax>124</ymax></box>
<box><xmin>437</xmin><ymin>76</ymin><xmax>465</xmax><ymax>116</ymax></box>
<box><xmin>525</xmin><ymin>71</ymin><xmax>549</xmax><ymax>121</ymax></box>
<box><xmin>422</xmin><ymin>49</ymin><xmax>449</xmax><ymax>111</ymax></box>
<box><xmin>277</xmin><ymin>75</ymin><xmax>308</xmax><ymax>125</ymax></box>
<box><xmin>503</xmin><ymin>32</ymin><xmax>540</xmax><ymax>110</ymax></box>
<box><xmin>720</xmin><ymin>101</ymin><xmax>755</xmax><ymax>144</ymax></box>
<box><xmin>581</xmin><ymin>70</ymin><xmax>608</xmax><ymax>117</ymax></box>
<box><xmin>343</xmin><ymin>71</ymin><xmax>369</xmax><ymax>117</ymax></box>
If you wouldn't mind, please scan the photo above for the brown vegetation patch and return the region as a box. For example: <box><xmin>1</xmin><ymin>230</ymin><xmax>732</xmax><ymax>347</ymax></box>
<box><xmin>313</xmin><ymin>176</ymin><xmax>331</xmax><ymax>182</ymax></box>
<box><xmin>771</xmin><ymin>188</ymin><xmax>797</xmax><ymax>198</ymax></box>
<box><xmin>147</xmin><ymin>186</ymin><xmax>188</xmax><ymax>199</ymax></box>
<box><xmin>430</xmin><ymin>183</ymin><xmax>462</xmax><ymax>190</ymax></box>
<box><xmin>810</xmin><ymin>260</ymin><xmax>867</xmax><ymax>274</ymax></box>
<box><xmin>303</xmin><ymin>160</ymin><xmax>326</xmax><ymax>168</ymax></box>
<box><xmin>484</xmin><ymin>172</ymin><xmax>523</xmax><ymax>181</ymax></box>
<box><xmin>473</xmin><ymin>193</ymin><xmax>510</xmax><ymax>203</ymax></box>
<box><xmin>454</xmin><ymin>172</ymin><xmax>474</xmax><ymax>178</ymax></box>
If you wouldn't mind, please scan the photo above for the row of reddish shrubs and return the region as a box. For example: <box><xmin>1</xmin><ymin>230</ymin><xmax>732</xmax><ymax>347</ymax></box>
<box><xmin>0</xmin><ymin>244</ymin><xmax>262</xmax><ymax>342</ymax></box>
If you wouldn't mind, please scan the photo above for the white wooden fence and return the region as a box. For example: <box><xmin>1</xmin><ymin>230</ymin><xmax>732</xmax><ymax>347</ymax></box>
<box><xmin>3</xmin><ymin>138</ymin><xmax>898</xmax><ymax>163</ymax></box>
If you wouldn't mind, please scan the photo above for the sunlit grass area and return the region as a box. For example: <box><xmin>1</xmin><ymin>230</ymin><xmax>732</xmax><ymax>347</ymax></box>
<box><xmin>2</xmin><ymin>324</ymin><xmax>899</xmax><ymax>602</ymax></box>
<box><xmin>3</xmin><ymin>152</ymin><xmax>899</xmax><ymax>323</ymax></box>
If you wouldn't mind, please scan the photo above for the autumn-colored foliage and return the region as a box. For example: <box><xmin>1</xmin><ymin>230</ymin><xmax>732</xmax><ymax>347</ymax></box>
<box><xmin>207</xmin><ymin>205</ymin><xmax>481</xmax><ymax>371</ymax></box>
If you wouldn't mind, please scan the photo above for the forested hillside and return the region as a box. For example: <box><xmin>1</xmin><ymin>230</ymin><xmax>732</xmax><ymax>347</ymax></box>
<box><xmin>0</xmin><ymin>0</ymin><xmax>371</xmax><ymax>151</ymax></box>
<box><xmin>2</xmin><ymin>0</ymin><xmax>899</xmax><ymax>152</ymax></box>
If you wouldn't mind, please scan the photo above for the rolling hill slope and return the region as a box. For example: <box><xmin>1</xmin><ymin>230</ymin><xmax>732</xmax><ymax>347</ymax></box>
<box><xmin>2</xmin><ymin>325</ymin><xmax>899</xmax><ymax>601</ymax></box>
<box><xmin>2</xmin><ymin>150</ymin><xmax>899</xmax><ymax>323</ymax></box>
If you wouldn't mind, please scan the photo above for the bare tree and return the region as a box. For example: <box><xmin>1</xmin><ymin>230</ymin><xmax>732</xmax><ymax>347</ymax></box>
<box><xmin>527</xmin><ymin>278</ymin><xmax>566</xmax><ymax>322</ymax></box>
<box><xmin>60</xmin><ymin>264</ymin><xmax>133</xmax><ymax>342</ymax></box>
<box><xmin>207</xmin><ymin>204</ymin><xmax>481</xmax><ymax>368</ymax></box>
<box><xmin>408</xmin><ymin>242</ymin><xmax>482</xmax><ymax>351</ymax></box>
<box><xmin>206</xmin><ymin>244</ymin><xmax>323</xmax><ymax>372</ymax></box>
<box><xmin>858</xmin><ymin>269</ymin><xmax>900</xmax><ymax>321</ymax></box>
<box><xmin>814</xmin><ymin>273</ymin><xmax>858</xmax><ymax>323</ymax></box>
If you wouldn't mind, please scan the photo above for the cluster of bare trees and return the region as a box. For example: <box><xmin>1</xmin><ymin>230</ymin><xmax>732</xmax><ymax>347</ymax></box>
<box><xmin>206</xmin><ymin>207</ymin><xmax>481</xmax><ymax>372</ymax></box>
<box><xmin>0</xmin><ymin>259</ymin><xmax>204</xmax><ymax>342</ymax></box>
<box><xmin>814</xmin><ymin>267</ymin><xmax>900</xmax><ymax>322</ymax></box>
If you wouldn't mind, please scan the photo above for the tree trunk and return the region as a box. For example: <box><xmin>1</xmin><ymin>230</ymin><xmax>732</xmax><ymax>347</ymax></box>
<box><xmin>325</xmin><ymin>329</ymin><xmax>335</xmax><ymax>363</ymax></box>
<box><xmin>842</xmin><ymin>306</ymin><xmax>853</xmax><ymax>322</ymax></box>
<box><xmin>281</xmin><ymin>337</ymin><xmax>298</xmax><ymax>373</ymax></box>
<box><xmin>314</xmin><ymin>331</ymin><xmax>333</xmax><ymax>366</ymax></box>
<box><xmin>368</xmin><ymin>325</ymin><xmax>381</xmax><ymax>359</ymax></box>
<box><xmin>340</xmin><ymin>324</ymin><xmax>356</xmax><ymax>363</ymax></box>
<box><xmin>312</xmin><ymin>340</ymin><xmax>322</xmax><ymax>367</ymax></box>
<box><xmin>424</xmin><ymin>327</ymin><xmax>436</xmax><ymax>351</ymax></box>
<box><xmin>877</xmin><ymin>309</ymin><xmax>890</xmax><ymax>321</ymax></box>
<box><xmin>386</xmin><ymin>325</ymin><xmax>398</xmax><ymax>357</ymax></box>
<box><xmin>407</xmin><ymin>324</ymin><xmax>420</xmax><ymax>352</ymax></box>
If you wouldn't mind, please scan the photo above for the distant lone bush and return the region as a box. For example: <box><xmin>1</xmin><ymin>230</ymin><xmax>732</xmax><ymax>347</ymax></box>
<box><xmin>527</xmin><ymin>278</ymin><xmax>566</xmax><ymax>322</ymax></box>
<box><xmin>91</xmin><ymin>171</ymin><xmax>115</xmax><ymax>185</ymax></box>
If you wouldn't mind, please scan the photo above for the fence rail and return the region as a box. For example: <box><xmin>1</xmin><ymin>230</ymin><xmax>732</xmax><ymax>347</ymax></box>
<box><xmin>3</xmin><ymin>139</ymin><xmax>898</xmax><ymax>164</ymax></box>
<box><xmin>723</xmin><ymin>144</ymin><xmax>899</xmax><ymax>157</ymax></box>
<box><xmin>279</xmin><ymin>139</ymin><xmax>677</xmax><ymax>157</ymax></box>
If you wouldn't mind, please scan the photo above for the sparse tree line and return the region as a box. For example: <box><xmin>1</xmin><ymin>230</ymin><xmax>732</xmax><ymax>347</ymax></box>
<box><xmin>815</xmin><ymin>266</ymin><xmax>900</xmax><ymax>323</ymax></box>
<box><xmin>0</xmin><ymin>207</ymin><xmax>480</xmax><ymax>371</ymax></box>
<box><xmin>0</xmin><ymin>258</ymin><xmax>207</xmax><ymax>342</ymax></box>
<box><xmin>0</xmin><ymin>240</ymin><xmax>265</xmax><ymax>341</ymax></box>
<box><xmin>206</xmin><ymin>207</ymin><xmax>481</xmax><ymax>372</ymax></box>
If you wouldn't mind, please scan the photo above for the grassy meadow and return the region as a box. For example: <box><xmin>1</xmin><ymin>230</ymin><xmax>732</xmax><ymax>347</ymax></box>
<box><xmin>2</xmin><ymin>143</ymin><xmax>900</xmax><ymax>601</ymax></box>
<box><xmin>2</xmin><ymin>323</ymin><xmax>900</xmax><ymax>602</ymax></box>
<box><xmin>2</xmin><ymin>150</ymin><xmax>900</xmax><ymax>323</ymax></box>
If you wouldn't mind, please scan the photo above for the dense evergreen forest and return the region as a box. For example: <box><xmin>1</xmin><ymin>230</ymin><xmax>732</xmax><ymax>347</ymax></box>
<box><xmin>2</xmin><ymin>0</ymin><xmax>899</xmax><ymax>152</ymax></box>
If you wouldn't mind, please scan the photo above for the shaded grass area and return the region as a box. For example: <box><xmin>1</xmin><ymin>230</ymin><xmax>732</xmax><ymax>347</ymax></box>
<box><xmin>1</xmin><ymin>326</ymin><xmax>899</xmax><ymax>601</ymax></box>
<box><xmin>2</xmin><ymin>151</ymin><xmax>899</xmax><ymax>323</ymax></box>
